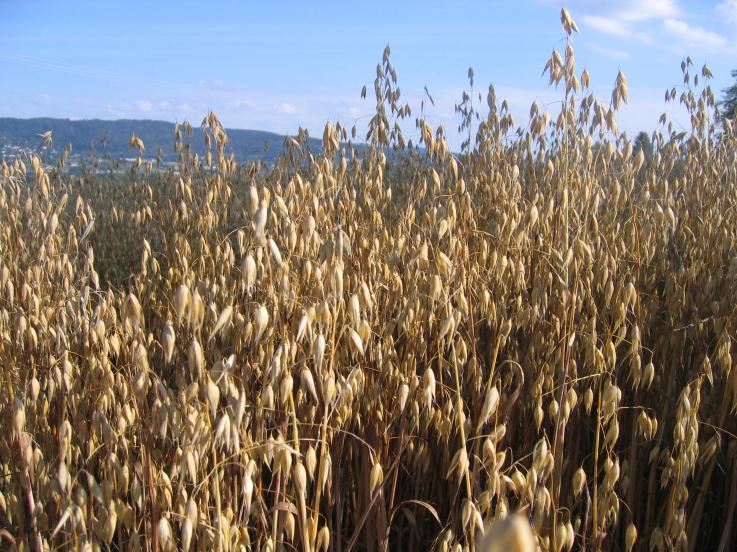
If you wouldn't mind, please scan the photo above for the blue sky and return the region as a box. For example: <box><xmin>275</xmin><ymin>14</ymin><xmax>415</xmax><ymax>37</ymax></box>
<box><xmin>1</xmin><ymin>0</ymin><xmax>736</xmax><ymax>149</ymax></box>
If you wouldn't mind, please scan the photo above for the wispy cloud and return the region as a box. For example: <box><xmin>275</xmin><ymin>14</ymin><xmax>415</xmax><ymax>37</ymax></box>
<box><xmin>663</xmin><ymin>18</ymin><xmax>727</xmax><ymax>51</ymax></box>
<box><xmin>0</xmin><ymin>80</ymin><xmax>696</xmax><ymax>153</ymax></box>
<box><xmin>716</xmin><ymin>0</ymin><xmax>737</xmax><ymax>25</ymax></box>
<box><xmin>577</xmin><ymin>0</ymin><xmax>676</xmax><ymax>44</ymax></box>
<box><xmin>580</xmin><ymin>15</ymin><xmax>651</xmax><ymax>42</ymax></box>
<box><xmin>581</xmin><ymin>16</ymin><xmax>632</xmax><ymax>38</ymax></box>
<box><xmin>89</xmin><ymin>81</ymin><xmax>367</xmax><ymax>139</ymax></box>
<box><xmin>615</xmin><ymin>0</ymin><xmax>679</xmax><ymax>22</ymax></box>
<box><xmin>577</xmin><ymin>0</ymin><xmax>733</xmax><ymax>56</ymax></box>
<box><xmin>135</xmin><ymin>100</ymin><xmax>154</xmax><ymax>112</ymax></box>
<box><xmin>276</xmin><ymin>102</ymin><xmax>296</xmax><ymax>115</ymax></box>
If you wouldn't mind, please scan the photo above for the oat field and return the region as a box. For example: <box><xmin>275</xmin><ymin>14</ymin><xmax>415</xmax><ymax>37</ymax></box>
<box><xmin>2</xmin><ymin>10</ymin><xmax>737</xmax><ymax>552</ymax></box>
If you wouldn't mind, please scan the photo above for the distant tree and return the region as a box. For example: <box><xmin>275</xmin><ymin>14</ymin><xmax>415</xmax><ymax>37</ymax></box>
<box><xmin>634</xmin><ymin>131</ymin><xmax>654</xmax><ymax>161</ymax></box>
<box><xmin>720</xmin><ymin>69</ymin><xmax>737</xmax><ymax>121</ymax></box>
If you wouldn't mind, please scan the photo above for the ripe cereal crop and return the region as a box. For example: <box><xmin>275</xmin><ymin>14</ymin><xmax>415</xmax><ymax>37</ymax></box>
<box><xmin>1</xmin><ymin>9</ymin><xmax>737</xmax><ymax>552</ymax></box>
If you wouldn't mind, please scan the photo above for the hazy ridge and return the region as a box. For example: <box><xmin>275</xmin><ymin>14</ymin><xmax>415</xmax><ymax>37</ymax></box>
<box><xmin>0</xmin><ymin>117</ymin><xmax>324</xmax><ymax>164</ymax></box>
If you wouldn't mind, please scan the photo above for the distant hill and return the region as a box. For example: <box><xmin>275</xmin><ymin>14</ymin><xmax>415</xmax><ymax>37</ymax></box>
<box><xmin>0</xmin><ymin>117</ymin><xmax>324</xmax><ymax>164</ymax></box>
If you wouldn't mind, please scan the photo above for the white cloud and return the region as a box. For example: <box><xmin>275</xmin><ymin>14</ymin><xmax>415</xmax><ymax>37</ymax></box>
<box><xmin>230</xmin><ymin>99</ymin><xmax>255</xmax><ymax>110</ymax></box>
<box><xmin>579</xmin><ymin>1</ymin><xmax>733</xmax><ymax>55</ymax></box>
<box><xmin>0</xmin><ymin>80</ymin><xmax>694</xmax><ymax>153</ymax></box>
<box><xmin>663</xmin><ymin>18</ymin><xmax>727</xmax><ymax>50</ymax></box>
<box><xmin>615</xmin><ymin>0</ymin><xmax>679</xmax><ymax>22</ymax></box>
<box><xmin>580</xmin><ymin>15</ymin><xmax>652</xmax><ymax>42</ymax></box>
<box><xmin>276</xmin><ymin>102</ymin><xmax>296</xmax><ymax>114</ymax></box>
<box><xmin>135</xmin><ymin>100</ymin><xmax>153</xmax><ymax>112</ymax></box>
<box><xmin>581</xmin><ymin>15</ymin><xmax>633</xmax><ymax>38</ymax></box>
<box><xmin>716</xmin><ymin>0</ymin><xmax>737</xmax><ymax>25</ymax></box>
<box><xmin>578</xmin><ymin>0</ymin><xmax>677</xmax><ymax>44</ymax></box>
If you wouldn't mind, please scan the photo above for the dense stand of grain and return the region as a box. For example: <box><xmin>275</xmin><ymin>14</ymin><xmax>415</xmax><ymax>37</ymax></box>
<box><xmin>2</xmin><ymin>10</ymin><xmax>737</xmax><ymax>552</ymax></box>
